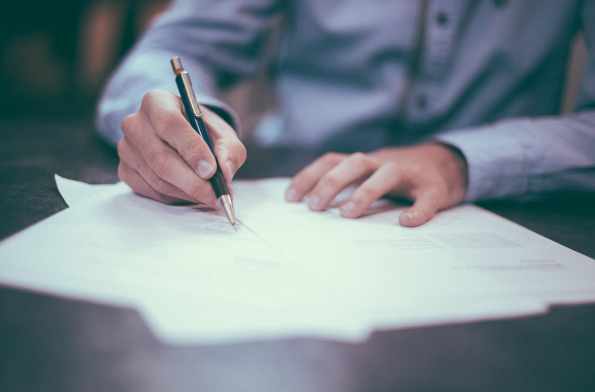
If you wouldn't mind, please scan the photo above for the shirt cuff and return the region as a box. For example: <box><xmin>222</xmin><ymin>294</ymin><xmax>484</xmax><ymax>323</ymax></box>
<box><xmin>434</xmin><ymin>122</ymin><xmax>528</xmax><ymax>202</ymax></box>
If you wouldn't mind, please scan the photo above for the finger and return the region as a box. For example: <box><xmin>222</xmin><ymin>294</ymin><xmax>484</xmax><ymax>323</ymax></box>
<box><xmin>141</xmin><ymin>91</ymin><xmax>218</xmax><ymax>180</ymax></box>
<box><xmin>122</xmin><ymin>104</ymin><xmax>217</xmax><ymax>205</ymax></box>
<box><xmin>202</xmin><ymin>106</ymin><xmax>247</xmax><ymax>184</ymax></box>
<box><xmin>339</xmin><ymin>163</ymin><xmax>403</xmax><ymax>218</ymax></box>
<box><xmin>398</xmin><ymin>188</ymin><xmax>443</xmax><ymax>227</ymax></box>
<box><xmin>306</xmin><ymin>153</ymin><xmax>378</xmax><ymax>211</ymax></box>
<box><xmin>118</xmin><ymin>159</ymin><xmax>189</xmax><ymax>205</ymax></box>
<box><xmin>117</xmin><ymin>136</ymin><xmax>202</xmax><ymax>204</ymax></box>
<box><xmin>285</xmin><ymin>152</ymin><xmax>346</xmax><ymax>202</ymax></box>
<box><xmin>211</xmin><ymin>139</ymin><xmax>246</xmax><ymax>184</ymax></box>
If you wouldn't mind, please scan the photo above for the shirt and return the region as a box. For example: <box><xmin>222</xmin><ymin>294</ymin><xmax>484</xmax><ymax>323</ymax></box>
<box><xmin>96</xmin><ymin>0</ymin><xmax>595</xmax><ymax>202</ymax></box>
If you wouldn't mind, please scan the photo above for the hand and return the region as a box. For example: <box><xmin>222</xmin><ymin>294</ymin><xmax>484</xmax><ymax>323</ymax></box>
<box><xmin>117</xmin><ymin>90</ymin><xmax>246</xmax><ymax>206</ymax></box>
<box><xmin>285</xmin><ymin>143</ymin><xmax>468</xmax><ymax>227</ymax></box>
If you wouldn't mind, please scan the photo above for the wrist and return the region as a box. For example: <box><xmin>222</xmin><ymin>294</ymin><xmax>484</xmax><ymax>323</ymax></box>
<box><xmin>432</xmin><ymin>142</ymin><xmax>469</xmax><ymax>201</ymax></box>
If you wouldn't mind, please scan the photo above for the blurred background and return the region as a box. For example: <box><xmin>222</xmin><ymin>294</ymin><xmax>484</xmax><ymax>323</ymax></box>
<box><xmin>0</xmin><ymin>0</ymin><xmax>587</xmax><ymax>127</ymax></box>
<box><xmin>0</xmin><ymin>0</ymin><xmax>274</xmax><ymax>132</ymax></box>
<box><xmin>0</xmin><ymin>0</ymin><xmax>169</xmax><ymax>122</ymax></box>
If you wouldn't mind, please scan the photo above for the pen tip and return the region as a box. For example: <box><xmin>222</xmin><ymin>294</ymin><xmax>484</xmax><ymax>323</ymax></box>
<box><xmin>218</xmin><ymin>195</ymin><xmax>236</xmax><ymax>229</ymax></box>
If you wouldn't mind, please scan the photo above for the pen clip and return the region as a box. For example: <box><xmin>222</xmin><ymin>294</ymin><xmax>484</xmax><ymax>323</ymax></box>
<box><xmin>171</xmin><ymin>57</ymin><xmax>203</xmax><ymax>119</ymax></box>
<box><xmin>180</xmin><ymin>73</ymin><xmax>203</xmax><ymax>119</ymax></box>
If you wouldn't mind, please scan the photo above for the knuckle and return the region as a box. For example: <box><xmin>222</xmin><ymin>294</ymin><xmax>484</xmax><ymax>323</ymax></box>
<box><xmin>230</xmin><ymin>140</ymin><xmax>247</xmax><ymax>164</ymax></box>
<box><xmin>116</xmin><ymin>138</ymin><xmax>126</xmax><ymax>157</ymax></box>
<box><xmin>318</xmin><ymin>172</ymin><xmax>342</xmax><ymax>189</ymax></box>
<box><xmin>141</xmin><ymin>90</ymin><xmax>162</xmax><ymax>108</ymax></box>
<box><xmin>355</xmin><ymin>184</ymin><xmax>376</xmax><ymax>201</ymax></box>
<box><xmin>321</xmin><ymin>152</ymin><xmax>344</xmax><ymax>165</ymax></box>
<box><xmin>348</xmin><ymin>152</ymin><xmax>378</xmax><ymax>171</ymax></box>
<box><xmin>116</xmin><ymin>137</ymin><xmax>133</xmax><ymax>159</ymax></box>
<box><xmin>120</xmin><ymin>114</ymin><xmax>137</xmax><ymax>135</ymax></box>
<box><xmin>117</xmin><ymin>163</ymin><xmax>130</xmax><ymax>183</ymax></box>
<box><xmin>213</xmin><ymin>139</ymin><xmax>247</xmax><ymax>166</ymax></box>
<box><xmin>348</xmin><ymin>152</ymin><xmax>368</xmax><ymax>164</ymax></box>
<box><xmin>383</xmin><ymin>162</ymin><xmax>404</xmax><ymax>177</ymax></box>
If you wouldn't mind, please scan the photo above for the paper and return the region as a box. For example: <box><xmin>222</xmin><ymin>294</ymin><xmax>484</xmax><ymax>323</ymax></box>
<box><xmin>55</xmin><ymin>175</ymin><xmax>115</xmax><ymax>207</ymax></box>
<box><xmin>0</xmin><ymin>176</ymin><xmax>594</xmax><ymax>345</ymax></box>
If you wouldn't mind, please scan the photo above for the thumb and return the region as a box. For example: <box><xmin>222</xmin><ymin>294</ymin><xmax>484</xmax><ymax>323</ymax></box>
<box><xmin>398</xmin><ymin>189</ymin><xmax>442</xmax><ymax>227</ymax></box>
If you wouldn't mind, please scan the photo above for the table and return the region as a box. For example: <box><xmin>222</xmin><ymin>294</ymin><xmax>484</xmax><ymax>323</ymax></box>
<box><xmin>1</xmin><ymin>120</ymin><xmax>595</xmax><ymax>392</ymax></box>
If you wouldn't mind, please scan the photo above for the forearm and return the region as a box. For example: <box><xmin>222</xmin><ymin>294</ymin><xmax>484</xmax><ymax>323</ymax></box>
<box><xmin>95</xmin><ymin>0</ymin><xmax>283</xmax><ymax>146</ymax></box>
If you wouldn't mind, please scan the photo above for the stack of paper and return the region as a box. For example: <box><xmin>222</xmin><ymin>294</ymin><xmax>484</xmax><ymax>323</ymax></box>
<box><xmin>0</xmin><ymin>176</ymin><xmax>593</xmax><ymax>345</ymax></box>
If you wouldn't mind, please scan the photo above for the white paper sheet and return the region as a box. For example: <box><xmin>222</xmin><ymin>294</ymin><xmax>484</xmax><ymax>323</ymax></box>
<box><xmin>55</xmin><ymin>175</ymin><xmax>115</xmax><ymax>207</ymax></box>
<box><xmin>0</xmin><ymin>176</ymin><xmax>594</xmax><ymax>345</ymax></box>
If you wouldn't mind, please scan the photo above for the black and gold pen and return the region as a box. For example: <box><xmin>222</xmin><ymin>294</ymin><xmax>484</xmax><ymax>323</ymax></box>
<box><xmin>171</xmin><ymin>57</ymin><xmax>236</xmax><ymax>228</ymax></box>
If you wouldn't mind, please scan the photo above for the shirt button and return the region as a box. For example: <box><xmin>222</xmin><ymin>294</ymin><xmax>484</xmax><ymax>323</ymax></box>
<box><xmin>436</xmin><ymin>11</ymin><xmax>449</xmax><ymax>26</ymax></box>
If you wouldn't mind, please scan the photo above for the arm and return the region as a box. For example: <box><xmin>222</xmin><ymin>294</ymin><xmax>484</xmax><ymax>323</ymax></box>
<box><xmin>287</xmin><ymin>108</ymin><xmax>595</xmax><ymax>227</ymax></box>
<box><xmin>96</xmin><ymin>0</ymin><xmax>283</xmax><ymax>205</ymax></box>
<box><xmin>287</xmin><ymin>2</ymin><xmax>595</xmax><ymax>226</ymax></box>
<box><xmin>437</xmin><ymin>1</ymin><xmax>595</xmax><ymax>202</ymax></box>
<box><xmin>97</xmin><ymin>0</ymin><xmax>284</xmax><ymax>145</ymax></box>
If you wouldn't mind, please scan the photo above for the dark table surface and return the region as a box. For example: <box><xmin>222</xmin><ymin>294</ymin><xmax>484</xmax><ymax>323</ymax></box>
<box><xmin>1</xmin><ymin>120</ymin><xmax>595</xmax><ymax>392</ymax></box>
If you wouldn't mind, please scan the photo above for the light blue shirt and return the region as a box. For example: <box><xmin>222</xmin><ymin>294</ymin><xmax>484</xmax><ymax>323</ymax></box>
<box><xmin>96</xmin><ymin>0</ymin><xmax>595</xmax><ymax>202</ymax></box>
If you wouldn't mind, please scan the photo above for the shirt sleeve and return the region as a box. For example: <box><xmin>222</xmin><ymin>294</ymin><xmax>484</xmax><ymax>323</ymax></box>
<box><xmin>95</xmin><ymin>0</ymin><xmax>284</xmax><ymax>146</ymax></box>
<box><xmin>435</xmin><ymin>1</ymin><xmax>595</xmax><ymax>202</ymax></box>
<box><xmin>436</xmin><ymin>111</ymin><xmax>595</xmax><ymax>201</ymax></box>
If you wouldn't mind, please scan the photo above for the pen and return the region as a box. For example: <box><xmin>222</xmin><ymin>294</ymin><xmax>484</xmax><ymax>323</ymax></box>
<box><xmin>171</xmin><ymin>57</ymin><xmax>236</xmax><ymax>229</ymax></box>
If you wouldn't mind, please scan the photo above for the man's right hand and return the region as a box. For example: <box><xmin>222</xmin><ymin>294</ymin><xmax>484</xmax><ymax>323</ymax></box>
<box><xmin>117</xmin><ymin>90</ymin><xmax>246</xmax><ymax>206</ymax></box>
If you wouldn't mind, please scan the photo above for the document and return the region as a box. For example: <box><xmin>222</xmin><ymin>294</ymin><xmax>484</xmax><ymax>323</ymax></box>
<box><xmin>0</xmin><ymin>176</ymin><xmax>594</xmax><ymax>345</ymax></box>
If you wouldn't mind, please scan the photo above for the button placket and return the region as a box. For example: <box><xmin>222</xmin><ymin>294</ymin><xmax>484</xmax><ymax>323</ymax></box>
<box><xmin>405</xmin><ymin>0</ymin><xmax>463</xmax><ymax>121</ymax></box>
<box><xmin>423</xmin><ymin>0</ymin><xmax>459</xmax><ymax>81</ymax></box>
<box><xmin>492</xmin><ymin>0</ymin><xmax>508</xmax><ymax>9</ymax></box>
<box><xmin>436</xmin><ymin>11</ymin><xmax>449</xmax><ymax>26</ymax></box>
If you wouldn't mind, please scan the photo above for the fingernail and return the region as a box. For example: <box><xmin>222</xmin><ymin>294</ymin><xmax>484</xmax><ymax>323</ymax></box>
<box><xmin>307</xmin><ymin>195</ymin><xmax>320</xmax><ymax>209</ymax></box>
<box><xmin>286</xmin><ymin>187</ymin><xmax>297</xmax><ymax>201</ymax></box>
<box><xmin>341</xmin><ymin>201</ymin><xmax>357</xmax><ymax>216</ymax></box>
<box><xmin>401</xmin><ymin>211</ymin><xmax>416</xmax><ymax>224</ymax></box>
<box><xmin>197</xmin><ymin>160</ymin><xmax>214</xmax><ymax>178</ymax></box>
